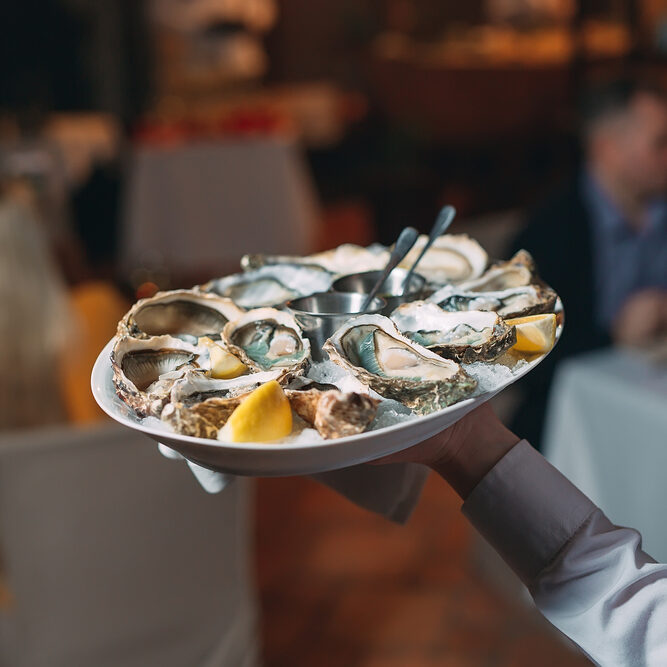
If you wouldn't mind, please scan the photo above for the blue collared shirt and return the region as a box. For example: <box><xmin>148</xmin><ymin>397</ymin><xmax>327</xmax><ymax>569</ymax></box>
<box><xmin>581</xmin><ymin>171</ymin><xmax>667</xmax><ymax>330</ymax></box>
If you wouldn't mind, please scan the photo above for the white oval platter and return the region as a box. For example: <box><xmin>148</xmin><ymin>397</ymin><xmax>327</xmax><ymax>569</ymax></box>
<box><xmin>92</xmin><ymin>307</ymin><xmax>561</xmax><ymax>477</ymax></box>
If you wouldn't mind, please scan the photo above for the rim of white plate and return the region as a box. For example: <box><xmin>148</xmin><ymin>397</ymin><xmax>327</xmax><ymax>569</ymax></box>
<box><xmin>92</xmin><ymin>302</ymin><xmax>563</xmax><ymax>452</ymax></box>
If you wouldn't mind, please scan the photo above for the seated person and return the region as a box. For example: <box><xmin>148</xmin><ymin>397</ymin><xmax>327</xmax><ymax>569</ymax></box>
<box><xmin>511</xmin><ymin>77</ymin><xmax>667</xmax><ymax>449</ymax></box>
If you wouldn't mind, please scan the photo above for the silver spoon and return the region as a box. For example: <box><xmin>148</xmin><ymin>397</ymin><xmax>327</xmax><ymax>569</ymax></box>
<box><xmin>361</xmin><ymin>227</ymin><xmax>419</xmax><ymax>312</ymax></box>
<box><xmin>402</xmin><ymin>205</ymin><xmax>456</xmax><ymax>293</ymax></box>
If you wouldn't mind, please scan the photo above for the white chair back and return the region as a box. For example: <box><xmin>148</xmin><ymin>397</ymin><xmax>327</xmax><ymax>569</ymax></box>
<box><xmin>0</xmin><ymin>424</ymin><xmax>258</xmax><ymax>667</ymax></box>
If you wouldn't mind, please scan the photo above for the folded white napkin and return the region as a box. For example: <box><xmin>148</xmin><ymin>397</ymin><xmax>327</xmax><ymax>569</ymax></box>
<box><xmin>158</xmin><ymin>443</ymin><xmax>428</xmax><ymax>523</ymax></box>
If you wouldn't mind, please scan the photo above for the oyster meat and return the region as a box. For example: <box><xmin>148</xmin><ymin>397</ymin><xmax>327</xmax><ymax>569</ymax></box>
<box><xmin>118</xmin><ymin>289</ymin><xmax>243</xmax><ymax>340</ymax></box>
<box><xmin>391</xmin><ymin>301</ymin><xmax>516</xmax><ymax>363</ymax></box>
<box><xmin>111</xmin><ymin>335</ymin><xmax>201</xmax><ymax>417</ymax></box>
<box><xmin>202</xmin><ymin>265</ymin><xmax>333</xmax><ymax>308</ymax></box>
<box><xmin>454</xmin><ymin>250</ymin><xmax>535</xmax><ymax>292</ymax></box>
<box><xmin>398</xmin><ymin>234</ymin><xmax>488</xmax><ymax>284</ymax></box>
<box><xmin>324</xmin><ymin>314</ymin><xmax>476</xmax><ymax>415</ymax></box>
<box><xmin>222</xmin><ymin>308</ymin><xmax>310</xmax><ymax>375</ymax></box>
<box><xmin>428</xmin><ymin>284</ymin><xmax>557</xmax><ymax>320</ymax></box>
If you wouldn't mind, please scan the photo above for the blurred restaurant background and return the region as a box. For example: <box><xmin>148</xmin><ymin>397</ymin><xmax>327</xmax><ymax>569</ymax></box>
<box><xmin>1</xmin><ymin>0</ymin><xmax>666</xmax><ymax>665</ymax></box>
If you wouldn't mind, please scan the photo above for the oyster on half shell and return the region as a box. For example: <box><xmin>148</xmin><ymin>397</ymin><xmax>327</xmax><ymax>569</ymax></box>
<box><xmin>428</xmin><ymin>284</ymin><xmax>557</xmax><ymax>320</ymax></box>
<box><xmin>287</xmin><ymin>385</ymin><xmax>379</xmax><ymax>440</ymax></box>
<box><xmin>222</xmin><ymin>308</ymin><xmax>310</xmax><ymax>376</ymax></box>
<box><xmin>454</xmin><ymin>250</ymin><xmax>536</xmax><ymax>292</ymax></box>
<box><xmin>161</xmin><ymin>368</ymin><xmax>289</xmax><ymax>438</ymax></box>
<box><xmin>398</xmin><ymin>234</ymin><xmax>488</xmax><ymax>285</ymax></box>
<box><xmin>118</xmin><ymin>290</ymin><xmax>243</xmax><ymax>340</ymax></box>
<box><xmin>324</xmin><ymin>314</ymin><xmax>476</xmax><ymax>415</ymax></box>
<box><xmin>162</xmin><ymin>372</ymin><xmax>378</xmax><ymax>440</ymax></box>
<box><xmin>111</xmin><ymin>335</ymin><xmax>201</xmax><ymax>417</ymax></box>
<box><xmin>242</xmin><ymin>244</ymin><xmax>390</xmax><ymax>277</ymax></box>
<box><xmin>168</xmin><ymin>367</ymin><xmax>288</xmax><ymax>406</ymax></box>
<box><xmin>202</xmin><ymin>265</ymin><xmax>333</xmax><ymax>308</ymax></box>
<box><xmin>391</xmin><ymin>302</ymin><xmax>516</xmax><ymax>363</ymax></box>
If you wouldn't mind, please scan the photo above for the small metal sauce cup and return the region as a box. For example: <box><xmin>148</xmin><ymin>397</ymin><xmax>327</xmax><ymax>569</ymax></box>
<box><xmin>286</xmin><ymin>292</ymin><xmax>386</xmax><ymax>362</ymax></box>
<box><xmin>331</xmin><ymin>269</ymin><xmax>426</xmax><ymax>315</ymax></box>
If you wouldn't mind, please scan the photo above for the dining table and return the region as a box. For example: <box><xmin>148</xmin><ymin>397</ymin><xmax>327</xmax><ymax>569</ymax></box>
<box><xmin>543</xmin><ymin>346</ymin><xmax>667</xmax><ymax>561</ymax></box>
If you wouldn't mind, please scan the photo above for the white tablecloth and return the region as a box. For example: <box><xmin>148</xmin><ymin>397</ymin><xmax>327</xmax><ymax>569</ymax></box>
<box><xmin>544</xmin><ymin>349</ymin><xmax>667</xmax><ymax>561</ymax></box>
<box><xmin>121</xmin><ymin>138</ymin><xmax>320</xmax><ymax>274</ymax></box>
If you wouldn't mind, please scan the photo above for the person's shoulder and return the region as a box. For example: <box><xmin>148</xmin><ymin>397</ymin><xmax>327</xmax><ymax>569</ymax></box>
<box><xmin>513</xmin><ymin>176</ymin><xmax>588</xmax><ymax>251</ymax></box>
<box><xmin>526</xmin><ymin>177</ymin><xmax>587</xmax><ymax>228</ymax></box>
<box><xmin>510</xmin><ymin>175</ymin><xmax>592</xmax><ymax>270</ymax></box>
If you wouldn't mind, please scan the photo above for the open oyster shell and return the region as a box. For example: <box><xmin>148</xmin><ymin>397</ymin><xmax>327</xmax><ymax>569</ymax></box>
<box><xmin>391</xmin><ymin>302</ymin><xmax>516</xmax><ymax>363</ymax></box>
<box><xmin>454</xmin><ymin>250</ymin><xmax>536</xmax><ymax>292</ymax></box>
<box><xmin>161</xmin><ymin>367</ymin><xmax>290</xmax><ymax>438</ymax></box>
<box><xmin>118</xmin><ymin>290</ymin><xmax>243</xmax><ymax>340</ymax></box>
<box><xmin>428</xmin><ymin>284</ymin><xmax>557</xmax><ymax>320</ymax></box>
<box><xmin>201</xmin><ymin>265</ymin><xmax>333</xmax><ymax>308</ymax></box>
<box><xmin>287</xmin><ymin>386</ymin><xmax>379</xmax><ymax>439</ymax></box>
<box><xmin>162</xmin><ymin>376</ymin><xmax>379</xmax><ymax>441</ymax></box>
<box><xmin>111</xmin><ymin>335</ymin><xmax>201</xmax><ymax>417</ymax></box>
<box><xmin>168</xmin><ymin>367</ymin><xmax>289</xmax><ymax>405</ymax></box>
<box><xmin>242</xmin><ymin>244</ymin><xmax>390</xmax><ymax>277</ymax></box>
<box><xmin>222</xmin><ymin>308</ymin><xmax>310</xmax><ymax>376</ymax></box>
<box><xmin>398</xmin><ymin>234</ymin><xmax>488</xmax><ymax>285</ymax></box>
<box><xmin>323</xmin><ymin>314</ymin><xmax>476</xmax><ymax>415</ymax></box>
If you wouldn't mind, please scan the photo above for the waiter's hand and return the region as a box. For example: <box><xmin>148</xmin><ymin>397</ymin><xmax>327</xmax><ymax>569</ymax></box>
<box><xmin>612</xmin><ymin>288</ymin><xmax>667</xmax><ymax>346</ymax></box>
<box><xmin>372</xmin><ymin>403</ymin><xmax>520</xmax><ymax>499</ymax></box>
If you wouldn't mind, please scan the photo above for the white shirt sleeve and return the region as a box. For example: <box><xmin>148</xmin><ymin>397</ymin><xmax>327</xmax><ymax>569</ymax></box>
<box><xmin>462</xmin><ymin>439</ymin><xmax>667</xmax><ymax>666</ymax></box>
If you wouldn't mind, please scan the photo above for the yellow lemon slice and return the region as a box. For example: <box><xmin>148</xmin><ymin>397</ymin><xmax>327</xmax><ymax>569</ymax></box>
<box><xmin>219</xmin><ymin>380</ymin><xmax>292</xmax><ymax>443</ymax></box>
<box><xmin>199</xmin><ymin>337</ymin><xmax>247</xmax><ymax>379</ymax></box>
<box><xmin>505</xmin><ymin>313</ymin><xmax>557</xmax><ymax>354</ymax></box>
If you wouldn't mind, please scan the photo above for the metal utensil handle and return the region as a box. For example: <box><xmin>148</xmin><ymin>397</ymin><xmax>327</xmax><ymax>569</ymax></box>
<box><xmin>361</xmin><ymin>227</ymin><xmax>419</xmax><ymax>312</ymax></box>
<box><xmin>403</xmin><ymin>205</ymin><xmax>456</xmax><ymax>293</ymax></box>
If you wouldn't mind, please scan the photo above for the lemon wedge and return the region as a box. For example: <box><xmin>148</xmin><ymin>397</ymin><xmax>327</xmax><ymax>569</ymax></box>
<box><xmin>219</xmin><ymin>380</ymin><xmax>292</xmax><ymax>443</ymax></box>
<box><xmin>505</xmin><ymin>313</ymin><xmax>557</xmax><ymax>354</ymax></box>
<box><xmin>199</xmin><ymin>337</ymin><xmax>247</xmax><ymax>379</ymax></box>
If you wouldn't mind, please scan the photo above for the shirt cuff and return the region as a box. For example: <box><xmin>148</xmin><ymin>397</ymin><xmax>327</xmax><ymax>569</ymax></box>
<box><xmin>462</xmin><ymin>439</ymin><xmax>597</xmax><ymax>584</ymax></box>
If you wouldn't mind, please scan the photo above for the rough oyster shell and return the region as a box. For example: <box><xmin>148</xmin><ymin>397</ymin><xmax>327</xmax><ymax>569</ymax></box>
<box><xmin>111</xmin><ymin>335</ymin><xmax>201</xmax><ymax>417</ymax></box>
<box><xmin>242</xmin><ymin>244</ymin><xmax>390</xmax><ymax>277</ymax></box>
<box><xmin>398</xmin><ymin>234</ymin><xmax>488</xmax><ymax>284</ymax></box>
<box><xmin>222</xmin><ymin>308</ymin><xmax>310</xmax><ymax>376</ymax></box>
<box><xmin>454</xmin><ymin>250</ymin><xmax>535</xmax><ymax>292</ymax></box>
<box><xmin>162</xmin><ymin>380</ymin><xmax>378</xmax><ymax>440</ymax></box>
<box><xmin>391</xmin><ymin>302</ymin><xmax>516</xmax><ymax>363</ymax></box>
<box><xmin>287</xmin><ymin>387</ymin><xmax>379</xmax><ymax>439</ymax></box>
<box><xmin>201</xmin><ymin>265</ymin><xmax>333</xmax><ymax>308</ymax></box>
<box><xmin>428</xmin><ymin>284</ymin><xmax>557</xmax><ymax>320</ymax></box>
<box><xmin>168</xmin><ymin>367</ymin><xmax>288</xmax><ymax>406</ymax></box>
<box><xmin>323</xmin><ymin>314</ymin><xmax>476</xmax><ymax>415</ymax></box>
<box><xmin>118</xmin><ymin>289</ymin><xmax>243</xmax><ymax>340</ymax></box>
<box><xmin>161</xmin><ymin>367</ymin><xmax>289</xmax><ymax>438</ymax></box>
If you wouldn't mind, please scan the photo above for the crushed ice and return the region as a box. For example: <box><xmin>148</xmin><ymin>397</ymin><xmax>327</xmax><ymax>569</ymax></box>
<box><xmin>463</xmin><ymin>357</ymin><xmax>530</xmax><ymax>397</ymax></box>
<box><xmin>307</xmin><ymin>360</ymin><xmax>371</xmax><ymax>395</ymax></box>
<box><xmin>371</xmin><ymin>399</ymin><xmax>417</xmax><ymax>430</ymax></box>
<box><xmin>280</xmin><ymin>427</ymin><xmax>323</xmax><ymax>445</ymax></box>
